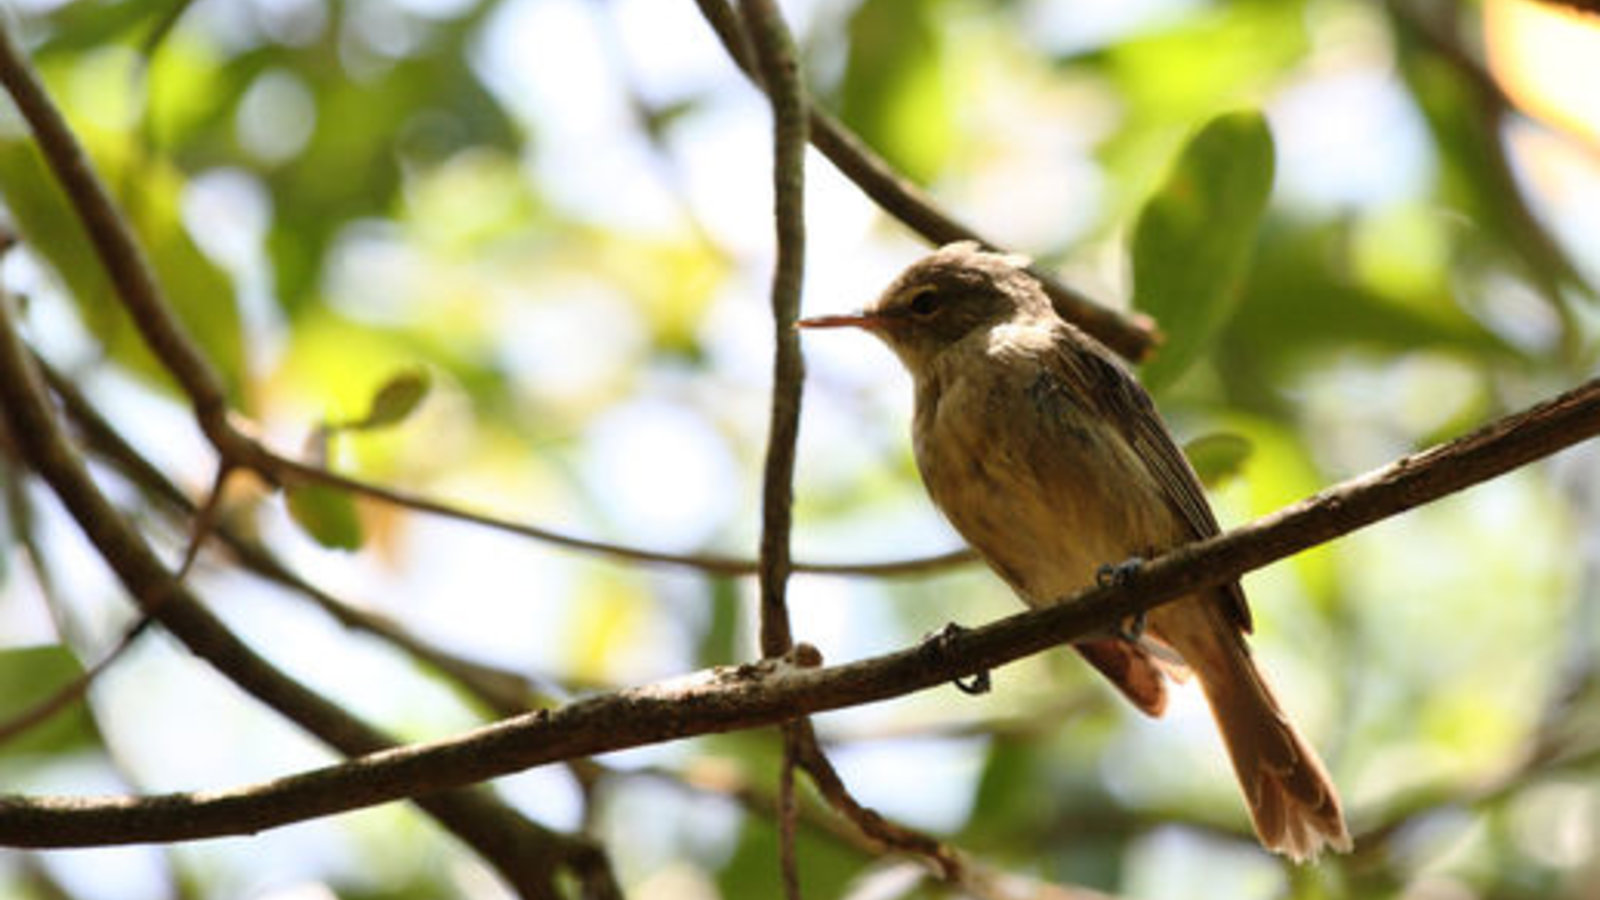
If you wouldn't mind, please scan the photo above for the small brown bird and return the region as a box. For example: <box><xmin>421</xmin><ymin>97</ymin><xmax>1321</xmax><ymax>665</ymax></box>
<box><xmin>799</xmin><ymin>242</ymin><xmax>1351</xmax><ymax>862</ymax></box>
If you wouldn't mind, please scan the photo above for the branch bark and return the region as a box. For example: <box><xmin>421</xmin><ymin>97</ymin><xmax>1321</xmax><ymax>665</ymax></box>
<box><xmin>5</xmin><ymin>370</ymin><xmax>1597</xmax><ymax>847</ymax></box>
<box><xmin>741</xmin><ymin>0</ymin><xmax>809</xmax><ymax>658</ymax></box>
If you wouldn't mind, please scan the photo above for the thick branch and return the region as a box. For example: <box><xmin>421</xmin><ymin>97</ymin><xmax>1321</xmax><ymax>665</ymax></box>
<box><xmin>5</xmin><ymin>375</ymin><xmax>1598</xmax><ymax>847</ymax></box>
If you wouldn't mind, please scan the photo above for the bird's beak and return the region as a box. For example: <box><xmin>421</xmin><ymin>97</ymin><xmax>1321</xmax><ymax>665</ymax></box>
<box><xmin>795</xmin><ymin>311</ymin><xmax>881</xmax><ymax>331</ymax></box>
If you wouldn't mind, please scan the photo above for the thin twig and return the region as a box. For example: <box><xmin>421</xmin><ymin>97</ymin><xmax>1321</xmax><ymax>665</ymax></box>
<box><xmin>690</xmin><ymin>0</ymin><xmax>1161</xmax><ymax>362</ymax></box>
<box><xmin>0</xmin><ymin>616</ymin><xmax>154</xmax><ymax>748</ymax></box>
<box><xmin>629</xmin><ymin>762</ymin><xmax>1120</xmax><ymax>900</ymax></box>
<box><xmin>173</xmin><ymin>463</ymin><xmax>230</xmax><ymax>581</ymax></box>
<box><xmin>6</xmin><ymin>371</ymin><xmax>1598</xmax><ymax>847</ymax></box>
<box><xmin>741</xmin><ymin>0</ymin><xmax>809</xmax><ymax>657</ymax></box>
<box><xmin>791</xmin><ymin>720</ymin><xmax>961</xmax><ymax>879</ymax></box>
<box><xmin>779</xmin><ymin>730</ymin><xmax>803</xmax><ymax>900</ymax></box>
<box><xmin>739</xmin><ymin>1</ymin><xmax>812</xmax><ymax>890</ymax></box>
<box><xmin>265</xmin><ymin>446</ymin><xmax>976</xmax><ymax>577</ymax></box>
<box><xmin>38</xmin><ymin>357</ymin><xmax>564</xmax><ymax>714</ymax></box>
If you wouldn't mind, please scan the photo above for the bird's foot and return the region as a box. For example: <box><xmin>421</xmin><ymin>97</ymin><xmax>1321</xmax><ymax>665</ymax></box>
<box><xmin>1095</xmin><ymin>557</ymin><xmax>1145</xmax><ymax>588</ymax></box>
<box><xmin>1116</xmin><ymin>611</ymin><xmax>1147</xmax><ymax>644</ymax></box>
<box><xmin>1095</xmin><ymin>557</ymin><xmax>1147</xmax><ymax>643</ymax></box>
<box><xmin>926</xmin><ymin>622</ymin><xmax>992</xmax><ymax>696</ymax></box>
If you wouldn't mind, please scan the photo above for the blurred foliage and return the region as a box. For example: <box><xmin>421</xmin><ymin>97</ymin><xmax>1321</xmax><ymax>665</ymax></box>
<box><xmin>0</xmin><ymin>646</ymin><xmax>102</xmax><ymax>764</ymax></box>
<box><xmin>1132</xmin><ymin>109</ymin><xmax>1274</xmax><ymax>391</ymax></box>
<box><xmin>0</xmin><ymin>0</ymin><xmax>1598</xmax><ymax>898</ymax></box>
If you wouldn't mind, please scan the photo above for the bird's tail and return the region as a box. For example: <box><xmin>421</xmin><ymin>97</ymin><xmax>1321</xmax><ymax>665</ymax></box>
<box><xmin>1154</xmin><ymin>601</ymin><xmax>1352</xmax><ymax>863</ymax></box>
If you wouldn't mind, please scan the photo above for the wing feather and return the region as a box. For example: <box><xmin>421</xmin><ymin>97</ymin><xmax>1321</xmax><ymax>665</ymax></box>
<box><xmin>1047</xmin><ymin>323</ymin><xmax>1253</xmax><ymax>632</ymax></box>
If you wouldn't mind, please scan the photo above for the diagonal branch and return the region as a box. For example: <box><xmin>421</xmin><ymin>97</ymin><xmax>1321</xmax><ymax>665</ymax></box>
<box><xmin>0</xmin><ymin>20</ymin><xmax>231</xmax><ymax>436</ymax></box>
<box><xmin>0</xmin><ymin>301</ymin><xmax>609</xmax><ymax>897</ymax></box>
<box><xmin>691</xmin><ymin>0</ymin><xmax>1160</xmax><ymax>362</ymax></box>
<box><xmin>5</xmin><ymin>369</ymin><xmax>1597</xmax><ymax>847</ymax></box>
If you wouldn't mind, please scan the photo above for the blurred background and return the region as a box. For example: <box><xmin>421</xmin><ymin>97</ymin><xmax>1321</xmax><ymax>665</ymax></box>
<box><xmin>1</xmin><ymin>0</ymin><xmax>1599</xmax><ymax>897</ymax></box>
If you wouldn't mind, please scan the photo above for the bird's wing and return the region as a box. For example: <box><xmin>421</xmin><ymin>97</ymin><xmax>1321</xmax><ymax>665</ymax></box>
<box><xmin>1050</xmin><ymin>325</ymin><xmax>1254</xmax><ymax>633</ymax></box>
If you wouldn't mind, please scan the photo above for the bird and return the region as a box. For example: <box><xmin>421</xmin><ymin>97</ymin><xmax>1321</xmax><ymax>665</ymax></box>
<box><xmin>797</xmin><ymin>241</ymin><xmax>1351</xmax><ymax>862</ymax></box>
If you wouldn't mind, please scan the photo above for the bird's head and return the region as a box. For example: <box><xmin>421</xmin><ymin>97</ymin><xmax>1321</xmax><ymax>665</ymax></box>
<box><xmin>798</xmin><ymin>242</ymin><xmax>1052</xmax><ymax>373</ymax></box>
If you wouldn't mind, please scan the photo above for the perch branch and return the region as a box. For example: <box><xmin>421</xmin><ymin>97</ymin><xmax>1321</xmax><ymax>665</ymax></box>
<box><xmin>5</xmin><ymin>370</ymin><xmax>1597</xmax><ymax>847</ymax></box>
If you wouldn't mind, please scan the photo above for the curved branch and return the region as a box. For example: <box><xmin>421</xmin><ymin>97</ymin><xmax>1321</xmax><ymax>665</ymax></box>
<box><xmin>6</xmin><ymin>372</ymin><xmax>1598</xmax><ymax>847</ymax></box>
<box><xmin>738</xmin><ymin>5</ymin><xmax>812</xmax><ymax>891</ymax></box>
<box><xmin>256</xmin><ymin>442</ymin><xmax>980</xmax><ymax>577</ymax></box>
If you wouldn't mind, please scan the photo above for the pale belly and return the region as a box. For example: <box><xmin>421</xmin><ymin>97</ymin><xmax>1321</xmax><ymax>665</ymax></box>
<box><xmin>914</xmin><ymin>371</ymin><xmax>1183</xmax><ymax>609</ymax></box>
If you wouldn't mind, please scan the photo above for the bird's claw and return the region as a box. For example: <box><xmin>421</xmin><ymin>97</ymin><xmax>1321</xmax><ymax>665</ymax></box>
<box><xmin>1095</xmin><ymin>557</ymin><xmax>1144</xmax><ymax>588</ymax></box>
<box><xmin>927</xmin><ymin>622</ymin><xmax>993</xmax><ymax>696</ymax></box>
<box><xmin>953</xmin><ymin>669</ymin><xmax>992</xmax><ymax>695</ymax></box>
<box><xmin>1116</xmin><ymin>610</ymin><xmax>1147</xmax><ymax>644</ymax></box>
<box><xmin>1096</xmin><ymin>557</ymin><xmax>1146</xmax><ymax>643</ymax></box>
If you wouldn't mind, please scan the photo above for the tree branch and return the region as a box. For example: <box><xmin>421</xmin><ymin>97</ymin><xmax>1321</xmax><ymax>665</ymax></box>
<box><xmin>0</xmin><ymin>299</ymin><xmax>609</xmax><ymax>897</ymax></box>
<box><xmin>740</xmin><ymin>0</ymin><xmax>808</xmax><ymax>659</ymax></box>
<box><xmin>739</xmin><ymin>2</ymin><xmax>815</xmax><ymax>891</ymax></box>
<box><xmin>254</xmin><ymin>437</ymin><xmax>980</xmax><ymax>577</ymax></box>
<box><xmin>0</xmin><ymin>13</ymin><xmax>972</xmax><ymax>584</ymax></box>
<box><xmin>0</xmin><ymin>19</ymin><xmax>232</xmax><ymax>436</ymax></box>
<box><xmin>5</xmin><ymin>369</ymin><xmax>1597</xmax><ymax>847</ymax></box>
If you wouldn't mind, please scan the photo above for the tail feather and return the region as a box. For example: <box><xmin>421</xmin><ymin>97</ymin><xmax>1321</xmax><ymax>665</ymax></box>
<box><xmin>1151</xmin><ymin>601</ymin><xmax>1352</xmax><ymax>862</ymax></box>
<box><xmin>1074</xmin><ymin>638</ymin><xmax>1168</xmax><ymax>716</ymax></box>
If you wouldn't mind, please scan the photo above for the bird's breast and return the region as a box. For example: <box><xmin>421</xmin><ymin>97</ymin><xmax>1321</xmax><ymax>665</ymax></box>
<box><xmin>912</xmin><ymin>359</ymin><xmax>1171</xmax><ymax>606</ymax></box>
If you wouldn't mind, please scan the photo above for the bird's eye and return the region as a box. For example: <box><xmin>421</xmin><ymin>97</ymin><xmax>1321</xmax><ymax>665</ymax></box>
<box><xmin>907</xmin><ymin>287</ymin><xmax>942</xmax><ymax>317</ymax></box>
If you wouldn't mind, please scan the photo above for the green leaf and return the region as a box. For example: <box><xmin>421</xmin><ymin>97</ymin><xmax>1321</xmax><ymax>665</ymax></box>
<box><xmin>1183</xmin><ymin>431</ymin><xmax>1254</xmax><ymax>488</ymax></box>
<box><xmin>0</xmin><ymin>645</ymin><xmax>104</xmax><ymax>764</ymax></box>
<box><xmin>1222</xmin><ymin>218</ymin><xmax>1518</xmax><ymax>379</ymax></box>
<box><xmin>345</xmin><ymin>367</ymin><xmax>431</xmax><ymax>432</ymax></box>
<box><xmin>1132</xmin><ymin>110</ymin><xmax>1275</xmax><ymax>392</ymax></box>
<box><xmin>285</xmin><ymin>483</ymin><xmax>364</xmax><ymax>550</ymax></box>
<box><xmin>837</xmin><ymin>0</ymin><xmax>952</xmax><ymax>182</ymax></box>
